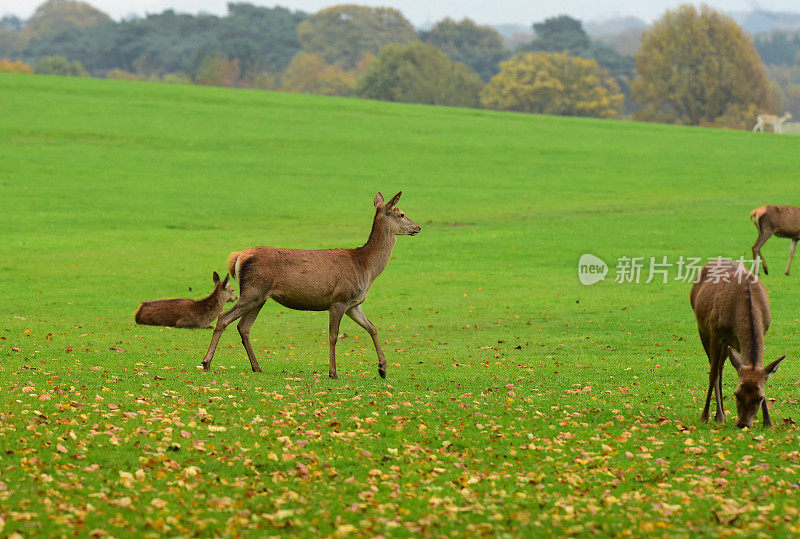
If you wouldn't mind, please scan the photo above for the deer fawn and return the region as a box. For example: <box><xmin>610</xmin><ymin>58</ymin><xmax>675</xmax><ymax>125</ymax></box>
<box><xmin>690</xmin><ymin>259</ymin><xmax>786</xmax><ymax>428</ymax></box>
<box><xmin>202</xmin><ymin>191</ymin><xmax>420</xmax><ymax>379</ymax></box>
<box><xmin>135</xmin><ymin>271</ymin><xmax>237</xmax><ymax>328</ymax></box>
<box><xmin>751</xmin><ymin>205</ymin><xmax>800</xmax><ymax>276</ymax></box>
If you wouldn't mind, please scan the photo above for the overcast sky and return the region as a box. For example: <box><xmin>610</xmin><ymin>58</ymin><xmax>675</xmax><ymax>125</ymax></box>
<box><xmin>1</xmin><ymin>0</ymin><xmax>798</xmax><ymax>26</ymax></box>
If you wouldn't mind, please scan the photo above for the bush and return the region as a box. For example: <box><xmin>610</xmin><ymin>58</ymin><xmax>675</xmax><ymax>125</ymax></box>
<box><xmin>0</xmin><ymin>58</ymin><xmax>33</xmax><ymax>73</ymax></box>
<box><xmin>34</xmin><ymin>55</ymin><xmax>88</xmax><ymax>77</ymax></box>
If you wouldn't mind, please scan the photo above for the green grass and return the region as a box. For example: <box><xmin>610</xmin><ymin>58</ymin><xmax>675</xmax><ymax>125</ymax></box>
<box><xmin>3</xmin><ymin>72</ymin><xmax>800</xmax><ymax>535</ymax></box>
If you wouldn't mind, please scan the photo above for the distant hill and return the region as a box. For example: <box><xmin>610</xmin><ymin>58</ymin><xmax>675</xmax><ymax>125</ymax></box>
<box><xmin>585</xmin><ymin>16</ymin><xmax>646</xmax><ymax>37</ymax></box>
<box><xmin>729</xmin><ymin>10</ymin><xmax>800</xmax><ymax>34</ymax></box>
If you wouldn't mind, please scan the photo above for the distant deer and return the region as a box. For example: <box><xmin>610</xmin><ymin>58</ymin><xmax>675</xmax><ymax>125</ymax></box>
<box><xmin>202</xmin><ymin>191</ymin><xmax>421</xmax><ymax>379</ymax></box>
<box><xmin>690</xmin><ymin>259</ymin><xmax>786</xmax><ymax>428</ymax></box>
<box><xmin>752</xmin><ymin>112</ymin><xmax>792</xmax><ymax>134</ymax></box>
<box><xmin>135</xmin><ymin>271</ymin><xmax>237</xmax><ymax>328</ymax></box>
<box><xmin>751</xmin><ymin>205</ymin><xmax>800</xmax><ymax>276</ymax></box>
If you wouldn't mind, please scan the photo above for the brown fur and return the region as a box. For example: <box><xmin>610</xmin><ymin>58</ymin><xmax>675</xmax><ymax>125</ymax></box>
<box><xmin>201</xmin><ymin>191</ymin><xmax>421</xmax><ymax>379</ymax></box>
<box><xmin>751</xmin><ymin>205</ymin><xmax>800</xmax><ymax>275</ymax></box>
<box><xmin>690</xmin><ymin>259</ymin><xmax>786</xmax><ymax>428</ymax></box>
<box><xmin>135</xmin><ymin>272</ymin><xmax>237</xmax><ymax>328</ymax></box>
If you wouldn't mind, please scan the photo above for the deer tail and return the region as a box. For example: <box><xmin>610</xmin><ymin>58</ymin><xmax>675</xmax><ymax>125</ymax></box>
<box><xmin>227</xmin><ymin>251</ymin><xmax>242</xmax><ymax>280</ymax></box>
<box><xmin>751</xmin><ymin>207</ymin><xmax>767</xmax><ymax>231</ymax></box>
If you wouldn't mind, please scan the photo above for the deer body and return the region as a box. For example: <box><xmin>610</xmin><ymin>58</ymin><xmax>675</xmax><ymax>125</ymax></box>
<box><xmin>752</xmin><ymin>112</ymin><xmax>792</xmax><ymax>133</ymax></box>
<box><xmin>135</xmin><ymin>272</ymin><xmax>237</xmax><ymax>328</ymax></box>
<box><xmin>690</xmin><ymin>259</ymin><xmax>785</xmax><ymax>428</ymax></box>
<box><xmin>751</xmin><ymin>205</ymin><xmax>800</xmax><ymax>275</ymax></box>
<box><xmin>202</xmin><ymin>191</ymin><xmax>420</xmax><ymax>378</ymax></box>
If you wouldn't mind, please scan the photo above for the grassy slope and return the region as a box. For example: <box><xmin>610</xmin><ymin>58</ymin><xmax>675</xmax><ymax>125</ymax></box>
<box><xmin>2</xmin><ymin>73</ymin><xmax>800</xmax><ymax>535</ymax></box>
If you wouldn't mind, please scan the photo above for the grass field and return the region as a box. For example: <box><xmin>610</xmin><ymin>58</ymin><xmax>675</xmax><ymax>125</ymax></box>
<box><xmin>3</xmin><ymin>72</ymin><xmax>800</xmax><ymax>536</ymax></box>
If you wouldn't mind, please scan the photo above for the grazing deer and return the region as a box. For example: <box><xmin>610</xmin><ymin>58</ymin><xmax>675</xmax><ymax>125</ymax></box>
<box><xmin>135</xmin><ymin>271</ymin><xmax>237</xmax><ymax>328</ymax></box>
<box><xmin>751</xmin><ymin>205</ymin><xmax>800</xmax><ymax>276</ymax></box>
<box><xmin>752</xmin><ymin>112</ymin><xmax>792</xmax><ymax>134</ymax></box>
<box><xmin>690</xmin><ymin>259</ymin><xmax>786</xmax><ymax>428</ymax></box>
<box><xmin>202</xmin><ymin>191</ymin><xmax>420</xmax><ymax>379</ymax></box>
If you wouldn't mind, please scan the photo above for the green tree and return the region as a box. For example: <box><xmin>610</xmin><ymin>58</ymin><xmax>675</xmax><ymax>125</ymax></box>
<box><xmin>21</xmin><ymin>0</ymin><xmax>112</xmax><ymax>41</ymax></box>
<box><xmin>218</xmin><ymin>4</ymin><xmax>306</xmax><ymax>74</ymax></box>
<box><xmin>481</xmin><ymin>51</ymin><xmax>623</xmax><ymax>118</ymax></box>
<box><xmin>355</xmin><ymin>42</ymin><xmax>483</xmax><ymax>107</ymax></box>
<box><xmin>517</xmin><ymin>15</ymin><xmax>634</xmax><ymax>83</ymax></box>
<box><xmin>298</xmin><ymin>5</ymin><xmax>416</xmax><ymax>70</ymax></box>
<box><xmin>419</xmin><ymin>18</ymin><xmax>508</xmax><ymax>81</ymax></box>
<box><xmin>632</xmin><ymin>5</ymin><xmax>777</xmax><ymax>126</ymax></box>
<box><xmin>34</xmin><ymin>54</ymin><xmax>88</xmax><ymax>76</ymax></box>
<box><xmin>280</xmin><ymin>52</ymin><xmax>354</xmax><ymax>96</ymax></box>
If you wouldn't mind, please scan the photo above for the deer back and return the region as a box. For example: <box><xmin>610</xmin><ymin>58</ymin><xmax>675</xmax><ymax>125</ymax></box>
<box><xmin>690</xmin><ymin>260</ymin><xmax>769</xmax><ymax>364</ymax></box>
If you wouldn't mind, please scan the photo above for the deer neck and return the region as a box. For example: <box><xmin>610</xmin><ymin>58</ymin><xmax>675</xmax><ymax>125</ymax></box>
<box><xmin>199</xmin><ymin>288</ymin><xmax>225</xmax><ymax>312</ymax></box>
<box><xmin>358</xmin><ymin>212</ymin><xmax>396</xmax><ymax>281</ymax></box>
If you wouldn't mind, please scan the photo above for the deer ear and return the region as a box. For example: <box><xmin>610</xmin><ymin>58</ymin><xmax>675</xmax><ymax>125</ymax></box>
<box><xmin>385</xmin><ymin>191</ymin><xmax>402</xmax><ymax>210</ymax></box>
<box><xmin>728</xmin><ymin>347</ymin><xmax>745</xmax><ymax>371</ymax></box>
<box><xmin>374</xmin><ymin>192</ymin><xmax>384</xmax><ymax>207</ymax></box>
<box><xmin>213</xmin><ymin>271</ymin><xmax>220</xmax><ymax>284</ymax></box>
<box><xmin>222</xmin><ymin>274</ymin><xmax>230</xmax><ymax>286</ymax></box>
<box><xmin>765</xmin><ymin>355</ymin><xmax>787</xmax><ymax>377</ymax></box>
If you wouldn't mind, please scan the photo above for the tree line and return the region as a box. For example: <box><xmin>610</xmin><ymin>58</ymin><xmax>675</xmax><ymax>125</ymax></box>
<box><xmin>0</xmin><ymin>1</ymin><xmax>795</xmax><ymax>129</ymax></box>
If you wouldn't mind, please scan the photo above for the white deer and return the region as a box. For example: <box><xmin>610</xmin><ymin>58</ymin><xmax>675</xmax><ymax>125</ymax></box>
<box><xmin>752</xmin><ymin>112</ymin><xmax>792</xmax><ymax>134</ymax></box>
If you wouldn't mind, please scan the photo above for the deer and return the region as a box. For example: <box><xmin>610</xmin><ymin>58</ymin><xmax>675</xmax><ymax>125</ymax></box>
<box><xmin>135</xmin><ymin>271</ymin><xmax>237</xmax><ymax>328</ymax></box>
<box><xmin>690</xmin><ymin>259</ymin><xmax>786</xmax><ymax>428</ymax></box>
<box><xmin>201</xmin><ymin>191</ymin><xmax>420</xmax><ymax>379</ymax></box>
<box><xmin>752</xmin><ymin>112</ymin><xmax>792</xmax><ymax>134</ymax></box>
<box><xmin>750</xmin><ymin>205</ymin><xmax>800</xmax><ymax>276</ymax></box>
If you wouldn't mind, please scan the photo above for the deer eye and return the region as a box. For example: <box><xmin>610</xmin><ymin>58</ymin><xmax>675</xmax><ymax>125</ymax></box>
<box><xmin>400</xmin><ymin>212</ymin><xmax>405</xmax><ymax>218</ymax></box>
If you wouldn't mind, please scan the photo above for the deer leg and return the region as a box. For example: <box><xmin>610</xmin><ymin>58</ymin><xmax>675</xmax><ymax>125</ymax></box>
<box><xmin>202</xmin><ymin>297</ymin><xmax>263</xmax><ymax>371</ymax></box>
<box><xmin>700</xmin><ymin>333</ymin><xmax>714</xmax><ymax>423</ymax></box>
<box><xmin>752</xmin><ymin>229</ymin><xmax>773</xmax><ymax>276</ymax></box>
<box><xmin>237</xmin><ymin>300</ymin><xmax>266</xmax><ymax>373</ymax></box>
<box><xmin>714</xmin><ymin>346</ymin><xmax>726</xmax><ymax>423</ymax></box>
<box><xmin>702</xmin><ymin>339</ymin><xmax>723</xmax><ymax>423</ymax></box>
<box><xmin>761</xmin><ymin>399</ymin><xmax>773</xmax><ymax>428</ymax></box>
<box><xmin>327</xmin><ymin>303</ymin><xmax>347</xmax><ymax>380</ymax></box>
<box><xmin>786</xmin><ymin>239</ymin><xmax>798</xmax><ymax>276</ymax></box>
<box><xmin>347</xmin><ymin>304</ymin><xmax>387</xmax><ymax>379</ymax></box>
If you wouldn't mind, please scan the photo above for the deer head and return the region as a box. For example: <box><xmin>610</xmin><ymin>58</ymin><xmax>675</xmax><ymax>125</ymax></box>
<box><xmin>374</xmin><ymin>191</ymin><xmax>421</xmax><ymax>236</ymax></box>
<box><xmin>213</xmin><ymin>271</ymin><xmax>237</xmax><ymax>303</ymax></box>
<box><xmin>728</xmin><ymin>347</ymin><xmax>786</xmax><ymax>428</ymax></box>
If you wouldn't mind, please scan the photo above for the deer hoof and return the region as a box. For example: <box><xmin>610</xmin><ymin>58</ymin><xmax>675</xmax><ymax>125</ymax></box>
<box><xmin>329</xmin><ymin>372</ymin><xmax>338</xmax><ymax>380</ymax></box>
<box><xmin>700</xmin><ymin>414</ymin><xmax>709</xmax><ymax>423</ymax></box>
<box><xmin>202</xmin><ymin>362</ymin><xmax>211</xmax><ymax>372</ymax></box>
<box><xmin>379</xmin><ymin>369</ymin><xmax>386</xmax><ymax>379</ymax></box>
<box><xmin>252</xmin><ymin>366</ymin><xmax>262</xmax><ymax>373</ymax></box>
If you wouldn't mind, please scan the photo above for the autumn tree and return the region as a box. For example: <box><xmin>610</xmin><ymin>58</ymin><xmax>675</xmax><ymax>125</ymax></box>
<box><xmin>280</xmin><ymin>52</ymin><xmax>354</xmax><ymax>96</ymax></box>
<box><xmin>419</xmin><ymin>18</ymin><xmax>508</xmax><ymax>81</ymax></box>
<box><xmin>632</xmin><ymin>5</ymin><xmax>777</xmax><ymax>126</ymax></box>
<box><xmin>194</xmin><ymin>51</ymin><xmax>240</xmax><ymax>87</ymax></box>
<box><xmin>355</xmin><ymin>42</ymin><xmax>483</xmax><ymax>107</ymax></box>
<box><xmin>21</xmin><ymin>0</ymin><xmax>112</xmax><ymax>42</ymax></box>
<box><xmin>297</xmin><ymin>5</ymin><xmax>416</xmax><ymax>70</ymax></box>
<box><xmin>481</xmin><ymin>51</ymin><xmax>623</xmax><ymax>118</ymax></box>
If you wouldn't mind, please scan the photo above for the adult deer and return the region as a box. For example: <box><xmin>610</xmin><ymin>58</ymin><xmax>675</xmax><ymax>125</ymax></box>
<box><xmin>135</xmin><ymin>271</ymin><xmax>237</xmax><ymax>328</ymax></box>
<box><xmin>690</xmin><ymin>259</ymin><xmax>786</xmax><ymax>428</ymax></box>
<box><xmin>751</xmin><ymin>205</ymin><xmax>800</xmax><ymax>276</ymax></box>
<box><xmin>752</xmin><ymin>112</ymin><xmax>792</xmax><ymax>134</ymax></box>
<box><xmin>202</xmin><ymin>191</ymin><xmax>420</xmax><ymax>379</ymax></box>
